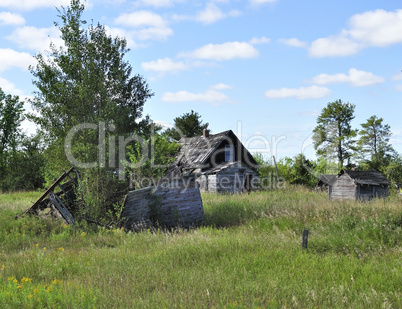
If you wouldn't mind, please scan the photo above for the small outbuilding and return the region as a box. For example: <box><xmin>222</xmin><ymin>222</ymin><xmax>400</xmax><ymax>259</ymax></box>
<box><xmin>329</xmin><ymin>169</ymin><xmax>390</xmax><ymax>201</ymax></box>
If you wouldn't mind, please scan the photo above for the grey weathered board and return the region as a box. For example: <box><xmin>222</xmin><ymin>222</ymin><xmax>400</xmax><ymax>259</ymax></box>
<box><xmin>121</xmin><ymin>179</ymin><xmax>205</xmax><ymax>230</ymax></box>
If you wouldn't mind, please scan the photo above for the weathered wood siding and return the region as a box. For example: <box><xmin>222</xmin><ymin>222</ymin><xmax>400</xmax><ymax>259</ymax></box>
<box><xmin>121</xmin><ymin>179</ymin><xmax>204</xmax><ymax>230</ymax></box>
<box><xmin>329</xmin><ymin>174</ymin><xmax>356</xmax><ymax>200</ymax></box>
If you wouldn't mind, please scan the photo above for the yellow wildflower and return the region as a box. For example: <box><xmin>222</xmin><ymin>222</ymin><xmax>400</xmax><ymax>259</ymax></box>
<box><xmin>27</xmin><ymin>294</ymin><xmax>33</xmax><ymax>299</ymax></box>
<box><xmin>52</xmin><ymin>279</ymin><xmax>62</xmax><ymax>285</ymax></box>
<box><xmin>33</xmin><ymin>288</ymin><xmax>39</xmax><ymax>294</ymax></box>
<box><xmin>35</xmin><ymin>243</ymin><xmax>39</xmax><ymax>247</ymax></box>
<box><xmin>81</xmin><ymin>232</ymin><xmax>87</xmax><ymax>237</ymax></box>
<box><xmin>43</xmin><ymin>247</ymin><xmax>46</xmax><ymax>251</ymax></box>
<box><xmin>13</xmin><ymin>278</ymin><xmax>18</xmax><ymax>283</ymax></box>
<box><xmin>17</xmin><ymin>285</ymin><xmax>23</xmax><ymax>289</ymax></box>
<box><xmin>21</xmin><ymin>277</ymin><xmax>32</xmax><ymax>283</ymax></box>
<box><xmin>58</xmin><ymin>247</ymin><xmax>65</xmax><ymax>252</ymax></box>
<box><xmin>1</xmin><ymin>264</ymin><xmax>4</xmax><ymax>270</ymax></box>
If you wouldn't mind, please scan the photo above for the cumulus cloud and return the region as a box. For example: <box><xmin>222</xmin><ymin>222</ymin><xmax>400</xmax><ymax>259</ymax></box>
<box><xmin>278</xmin><ymin>38</ymin><xmax>307</xmax><ymax>48</ymax></box>
<box><xmin>114</xmin><ymin>11</ymin><xmax>173</xmax><ymax>41</ymax></box>
<box><xmin>7</xmin><ymin>26</ymin><xmax>63</xmax><ymax>51</ymax></box>
<box><xmin>391</xmin><ymin>72</ymin><xmax>402</xmax><ymax>81</ymax></box>
<box><xmin>178</xmin><ymin>41</ymin><xmax>259</xmax><ymax>61</ymax></box>
<box><xmin>249</xmin><ymin>36</ymin><xmax>270</xmax><ymax>45</ymax></box>
<box><xmin>249</xmin><ymin>0</ymin><xmax>277</xmax><ymax>5</ymax></box>
<box><xmin>0</xmin><ymin>77</ymin><xmax>23</xmax><ymax>96</ymax></box>
<box><xmin>141</xmin><ymin>57</ymin><xmax>188</xmax><ymax>73</ymax></box>
<box><xmin>310</xmin><ymin>68</ymin><xmax>385</xmax><ymax>87</ymax></box>
<box><xmin>115</xmin><ymin>11</ymin><xmax>166</xmax><ymax>28</ymax></box>
<box><xmin>134</xmin><ymin>0</ymin><xmax>184</xmax><ymax>8</ymax></box>
<box><xmin>211</xmin><ymin>83</ymin><xmax>232</xmax><ymax>90</ymax></box>
<box><xmin>172</xmin><ymin>3</ymin><xmax>241</xmax><ymax>24</ymax></box>
<box><xmin>0</xmin><ymin>12</ymin><xmax>25</xmax><ymax>25</ymax></box>
<box><xmin>162</xmin><ymin>89</ymin><xmax>231</xmax><ymax>105</ymax></box>
<box><xmin>0</xmin><ymin>48</ymin><xmax>35</xmax><ymax>72</ymax></box>
<box><xmin>0</xmin><ymin>0</ymin><xmax>70</xmax><ymax>10</ymax></box>
<box><xmin>309</xmin><ymin>9</ymin><xmax>402</xmax><ymax>57</ymax></box>
<box><xmin>265</xmin><ymin>85</ymin><xmax>331</xmax><ymax>100</ymax></box>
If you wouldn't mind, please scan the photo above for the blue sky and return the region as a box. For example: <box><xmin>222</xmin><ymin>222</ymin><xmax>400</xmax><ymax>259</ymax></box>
<box><xmin>0</xmin><ymin>0</ymin><xmax>401</xmax><ymax>160</ymax></box>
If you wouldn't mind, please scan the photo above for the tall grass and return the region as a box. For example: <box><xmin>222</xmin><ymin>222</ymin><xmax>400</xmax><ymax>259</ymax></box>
<box><xmin>0</xmin><ymin>187</ymin><xmax>401</xmax><ymax>308</ymax></box>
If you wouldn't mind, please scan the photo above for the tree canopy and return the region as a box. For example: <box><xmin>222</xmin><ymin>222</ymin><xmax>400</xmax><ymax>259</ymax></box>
<box><xmin>165</xmin><ymin>110</ymin><xmax>209</xmax><ymax>141</ymax></box>
<box><xmin>313</xmin><ymin>99</ymin><xmax>357</xmax><ymax>168</ymax></box>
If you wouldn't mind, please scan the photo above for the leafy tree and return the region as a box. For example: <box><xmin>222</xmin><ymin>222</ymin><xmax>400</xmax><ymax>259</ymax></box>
<box><xmin>165</xmin><ymin>110</ymin><xmax>209</xmax><ymax>141</ymax></box>
<box><xmin>277</xmin><ymin>154</ymin><xmax>318</xmax><ymax>188</ymax></box>
<box><xmin>29</xmin><ymin>0</ymin><xmax>153</xmax><ymax>168</ymax></box>
<box><xmin>313</xmin><ymin>99</ymin><xmax>357</xmax><ymax>168</ymax></box>
<box><xmin>0</xmin><ymin>88</ymin><xmax>24</xmax><ymax>190</ymax></box>
<box><xmin>127</xmin><ymin>124</ymin><xmax>180</xmax><ymax>189</ymax></box>
<box><xmin>28</xmin><ymin>0</ymin><xmax>153</xmax><ymax>221</ymax></box>
<box><xmin>358</xmin><ymin>115</ymin><xmax>394</xmax><ymax>171</ymax></box>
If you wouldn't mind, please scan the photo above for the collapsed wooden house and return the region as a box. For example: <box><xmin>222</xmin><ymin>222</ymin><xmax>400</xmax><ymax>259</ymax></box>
<box><xmin>16</xmin><ymin>167</ymin><xmax>81</xmax><ymax>224</ymax></box>
<box><xmin>329</xmin><ymin>169</ymin><xmax>390</xmax><ymax>201</ymax></box>
<box><xmin>121</xmin><ymin>177</ymin><xmax>204</xmax><ymax>230</ymax></box>
<box><xmin>315</xmin><ymin>174</ymin><xmax>336</xmax><ymax>191</ymax></box>
<box><xmin>166</xmin><ymin>129</ymin><xmax>259</xmax><ymax>193</ymax></box>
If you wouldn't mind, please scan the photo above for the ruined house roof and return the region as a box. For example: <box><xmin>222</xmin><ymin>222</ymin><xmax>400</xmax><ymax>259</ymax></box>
<box><xmin>341</xmin><ymin>169</ymin><xmax>390</xmax><ymax>186</ymax></box>
<box><xmin>317</xmin><ymin>174</ymin><xmax>337</xmax><ymax>186</ymax></box>
<box><xmin>178</xmin><ymin>130</ymin><xmax>231</xmax><ymax>169</ymax></box>
<box><xmin>165</xmin><ymin>130</ymin><xmax>258</xmax><ymax>178</ymax></box>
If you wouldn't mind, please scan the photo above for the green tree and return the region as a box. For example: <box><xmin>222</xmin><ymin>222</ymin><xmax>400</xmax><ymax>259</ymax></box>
<box><xmin>358</xmin><ymin>115</ymin><xmax>394</xmax><ymax>171</ymax></box>
<box><xmin>0</xmin><ymin>88</ymin><xmax>24</xmax><ymax>190</ymax></box>
<box><xmin>28</xmin><ymin>0</ymin><xmax>153</xmax><ymax>221</ymax></box>
<box><xmin>29</xmin><ymin>0</ymin><xmax>153</xmax><ymax>167</ymax></box>
<box><xmin>313</xmin><ymin>99</ymin><xmax>357</xmax><ymax>168</ymax></box>
<box><xmin>165</xmin><ymin>110</ymin><xmax>209</xmax><ymax>141</ymax></box>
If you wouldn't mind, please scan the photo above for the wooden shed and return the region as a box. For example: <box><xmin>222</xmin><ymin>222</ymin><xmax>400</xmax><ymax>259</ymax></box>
<box><xmin>329</xmin><ymin>169</ymin><xmax>390</xmax><ymax>201</ymax></box>
<box><xmin>166</xmin><ymin>129</ymin><xmax>259</xmax><ymax>193</ymax></box>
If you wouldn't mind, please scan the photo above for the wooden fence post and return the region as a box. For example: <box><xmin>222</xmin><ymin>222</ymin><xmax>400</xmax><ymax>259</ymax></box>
<box><xmin>302</xmin><ymin>229</ymin><xmax>309</xmax><ymax>249</ymax></box>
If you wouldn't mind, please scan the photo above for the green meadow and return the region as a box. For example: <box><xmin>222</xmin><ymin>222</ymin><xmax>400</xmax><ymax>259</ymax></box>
<box><xmin>0</xmin><ymin>188</ymin><xmax>401</xmax><ymax>308</ymax></box>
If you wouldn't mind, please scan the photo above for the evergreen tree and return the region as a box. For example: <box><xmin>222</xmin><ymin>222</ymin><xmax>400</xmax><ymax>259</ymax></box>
<box><xmin>313</xmin><ymin>99</ymin><xmax>357</xmax><ymax>168</ymax></box>
<box><xmin>358</xmin><ymin>115</ymin><xmax>394</xmax><ymax>170</ymax></box>
<box><xmin>165</xmin><ymin>110</ymin><xmax>209</xmax><ymax>141</ymax></box>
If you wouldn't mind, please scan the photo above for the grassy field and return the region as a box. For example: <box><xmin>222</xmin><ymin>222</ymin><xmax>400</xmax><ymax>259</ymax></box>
<box><xmin>0</xmin><ymin>187</ymin><xmax>401</xmax><ymax>308</ymax></box>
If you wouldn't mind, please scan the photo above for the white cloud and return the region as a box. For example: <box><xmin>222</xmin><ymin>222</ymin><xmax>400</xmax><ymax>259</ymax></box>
<box><xmin>211</xmin><ymin>83</ymin><xmax>232</xmax><ymax>90</ymax></box>
<box><xmin>134</xmin><ymin>0</ymin><xmax>184</xmax><ymax>8</ymax></box>
<box><xmin>309</xmin><ymin>35</ymin><xmax>360</xmax><ymax>57</ymax></box>
<box><xmin>7</xmin><ymin>26</ymin><xmax>63</xmax><ymax>51</ymax></box>
<box><xmin>179</xmin><ymin>41</ymin><xmax>259</xmax><ymax>61</ymax></box>
<box><xmin>0</xmin><ymin>77</ymin><xmax>23</xmax><ymax>96</ymax></box>
<box><xmin>105</xmin><ymin>26</ymin><xmax>139</xmax><ymax>49</ymax></box>
<box><xmin>265</xmin><ymin>85</ymin><xmax>331</xmax><ymax>100</ymax></box>
<box><xmin>141</xmin><ymin>57</ymin><xmax>188</xmax><ymax>73</ymax></box>
<box><xmin>391</xmin><ymin>72</ymin><xmax>402</xmax><ymax>81</ymax></box>
<box><xmin>249</xmin><ymin>0</ymin><xmax>277</xmax><ymax>5</ymax></box>
<box><xmin>309</xmin><ymin>9</ymin><xmax>402</xmax><ymax>57</ymax></box>
<box><xmin>0</xmin><ymin>12</ymin><xmax>25</xmax><ymax>25</ymax></box>
<box><xmin>396</xmin><ymin>84</ymin><xmax>402</xmax><ymax>92</ymax></box>
<box><xmin>0</xmin><ymin>48</ymin><xmax>35</xmax><ymax>72</ymax></box>
<box><xmin>115</xmin><ymin>11</ymin><xmax>166</xmax><ymax>28</ymax></box>
<box><xmin>249</xmin><ymin>36</ymin><xmax>270</xmax><ymax>45</ymax></box>
<box><xmin>162</xmin><ymin>89</ymin><xmax>231</xmax><ymax>104</ymax></box>
<box><xmin>173</xmin><ymin>3</ymin><xmax>241</xmax><ymax>25</ymax></box>
<box><xmin>114</xmin><ymin>11</ymin><xmax>173</xmax><ymax>41</ymax></box>
<box><xmin>0</xmin><ymin>0</ymin><xmax>70</xmax><ymax>10</ymax></box>
<box><xmin>278</xmin><ymin>38</ymin><xmax>307</xmax><ymax>48</ymax></box>
<box><xmin>310</xmin><ymin>68</ymin><xmax>385</xmax><ymax>87</ymax></box>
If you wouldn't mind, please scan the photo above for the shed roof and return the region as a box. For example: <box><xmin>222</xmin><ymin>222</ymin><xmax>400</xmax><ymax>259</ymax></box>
<box><xmin>341</xmin><ymin>169</ymin><xmax>390</xmax><ymax>186</ymax></box>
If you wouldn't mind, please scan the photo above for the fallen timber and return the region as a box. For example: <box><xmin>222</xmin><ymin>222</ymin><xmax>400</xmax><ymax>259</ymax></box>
<box><xmin>121</xmin><ymin>177</ymin><xmax>205</xmax><ymax>230</ymax></box>
<box><xmin>16</xmin><ymin>167</ymin><xmax>81</xmax><ymax>225</ymax></box>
